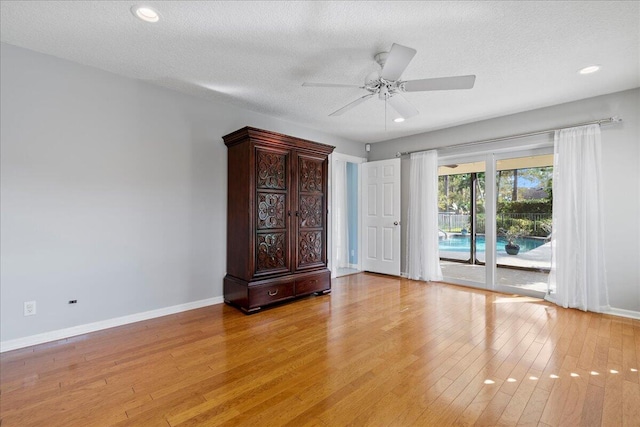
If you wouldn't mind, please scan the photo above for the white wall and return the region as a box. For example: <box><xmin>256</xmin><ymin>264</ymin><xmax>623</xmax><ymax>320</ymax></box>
<box><xmin>370</xmin><ymin>88</ymin><xmax>640</xmax><ymax>314</ymax></box>
<box><xmin>0</xmin><ymin>43</ymin><xmax>365</xmax><ymax>344</ymax></box>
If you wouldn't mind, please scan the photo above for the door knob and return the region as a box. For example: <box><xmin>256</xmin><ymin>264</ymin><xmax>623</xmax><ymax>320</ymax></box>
<box><xmin>394</xmin><ymin>221</ymin><xmax>399</xmax><ymax>226</ymax></box>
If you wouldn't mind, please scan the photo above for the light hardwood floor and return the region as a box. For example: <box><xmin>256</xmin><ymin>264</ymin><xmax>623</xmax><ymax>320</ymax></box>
<box><xmin>1</xmin><ymin>273</ymin><xmax>639</xmax><ymax>426</ymax></box>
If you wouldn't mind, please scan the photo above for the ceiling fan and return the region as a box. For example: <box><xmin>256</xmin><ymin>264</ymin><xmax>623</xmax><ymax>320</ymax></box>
<box><xmin>302</xmin><ymin>43</ymin><xmax>476</xmax><ymax>120</ymax></box>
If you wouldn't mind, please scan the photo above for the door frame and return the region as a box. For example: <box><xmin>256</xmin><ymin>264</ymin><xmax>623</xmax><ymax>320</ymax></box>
<box><xmin>328</xmin><ymin>152</ymin><xmax>367</xmax><ymax>278</ymax></box>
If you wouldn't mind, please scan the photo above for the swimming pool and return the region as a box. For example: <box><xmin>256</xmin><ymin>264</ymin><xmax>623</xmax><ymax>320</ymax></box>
<box><xmin>439</xmin><ymin>235</ymin><xmax>546</xmax><ymax>253</ymax></box>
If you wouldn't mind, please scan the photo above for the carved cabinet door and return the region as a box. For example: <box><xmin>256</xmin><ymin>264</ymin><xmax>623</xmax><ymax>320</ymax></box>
<box><xmin>295</xmin><ymin>153</ymin><xmax>327</xmax><ymax>270</ymax></box>
<box><xmin>254</xmin><ymin>146</ymin><xmax>290</xmax><ymax>276</ymax></box>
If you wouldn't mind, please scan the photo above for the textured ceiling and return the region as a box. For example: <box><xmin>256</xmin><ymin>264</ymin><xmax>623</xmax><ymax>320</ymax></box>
<box><xmin>1</xmin><ymin>1</ymin><xmax>638</xmax><ymax>143</ymax></box>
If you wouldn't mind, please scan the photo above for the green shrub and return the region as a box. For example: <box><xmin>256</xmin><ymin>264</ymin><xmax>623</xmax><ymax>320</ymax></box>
<box><xmin>498</xmin><ymin>200</ymin><xmax>552</xmax><ymax>214</ymax></box>
<box><xmin>495</xmin><ymin>216</ymin><xmax>552</xmax><ymax>238</ymax></box>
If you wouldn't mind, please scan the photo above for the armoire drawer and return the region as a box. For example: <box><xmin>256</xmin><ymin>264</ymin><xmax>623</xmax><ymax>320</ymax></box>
<box><xmin>295</xmin><ymin>274</ymin><xmax>329</xmax><ymax>296</ymax></box>
<box><xmin>249</xmin><ymin>281</ymin><xmax>295</xmax><ymax>308</ymax></box>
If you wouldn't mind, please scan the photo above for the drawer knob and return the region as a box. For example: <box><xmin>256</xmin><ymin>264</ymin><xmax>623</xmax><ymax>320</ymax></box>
<box><xmin>268</xmin><ymin>289</ymin><xmax>278</xmax><ymax>296</ymax></box>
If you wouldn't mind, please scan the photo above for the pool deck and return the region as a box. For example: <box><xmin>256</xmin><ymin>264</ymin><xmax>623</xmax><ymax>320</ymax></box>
<box><xmin>440</xmin><ymin>242</ymin><xmax>551</xmax><ymax>294</ymax></box>
<box><xmin>440</xmin><ymin>241</ymin><xmax>552</xmax><ymax>270</ymax></box>
<box><xmin>440</xmin><ymin>261</ymin><xmax>549</xmax><ymax>293</ymax></box>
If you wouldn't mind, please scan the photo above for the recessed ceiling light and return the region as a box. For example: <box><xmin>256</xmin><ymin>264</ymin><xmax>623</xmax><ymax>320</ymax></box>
<box><xmin>394</xmin><ymin>118</ymin><xmax>405</xmax><ymax>123</ymax></box>
<box><xmin>579</xmin><ymin>65</ymin><xmax>600</xmax><ymax>75</ymax></box>
<box><xmin>132</xmin><ymin>6</ymin><xmax>160</xmax><ymax>23</ymax></box>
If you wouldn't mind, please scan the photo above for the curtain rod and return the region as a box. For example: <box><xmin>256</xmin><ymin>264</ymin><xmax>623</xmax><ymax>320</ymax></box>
<box><xmin>394</xmin><ymin>116</ymin><xmax>622</xmax><ymax>157</ymax></box>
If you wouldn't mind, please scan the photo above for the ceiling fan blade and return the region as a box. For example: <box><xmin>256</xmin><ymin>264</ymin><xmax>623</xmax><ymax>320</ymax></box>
<box><xmin>380</xmin><ymin>43</ymin><xmax>417</xmax><ymax>81</ymax></box>
<box><xmin>302</xmin><ymin>82</ymin><xmax>362</xmax><ymax>88</ymax></box>
<box><xmin>402</xmin><ymin>75</ymin><xmax>476</xmax><ymax>92</ymax></box>
<box><xmin>387</xmin><ymin>94</ymin><xmax>419</xmax><ymax>119</ymax></box>
<box><xmin>329</xmin><ymin>94</ymin><xmax>374</xmax><ymax>116</ymax></box>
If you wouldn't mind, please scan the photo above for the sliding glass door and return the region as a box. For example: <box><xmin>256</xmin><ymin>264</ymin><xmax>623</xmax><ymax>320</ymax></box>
<box><xmin>437</xmin><ymin>149</ymin><xmax>553</xmax><ymax>297</ymax></box>
<box><xmin>438</xmin><ymin>161</ymin><xmax>486</xmax><ymax>287</ymax></box>
<box><xmin>493</xmin><ymin>153</ymin><xmax>553</xmax><ymax>296</ymax></box>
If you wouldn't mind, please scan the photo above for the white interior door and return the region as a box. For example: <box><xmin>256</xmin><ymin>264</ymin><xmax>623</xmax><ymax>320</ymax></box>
<box><xmin>362</xmin><ymin>158</ymin><xmax>401</xmax><ymax>276</ymax></box>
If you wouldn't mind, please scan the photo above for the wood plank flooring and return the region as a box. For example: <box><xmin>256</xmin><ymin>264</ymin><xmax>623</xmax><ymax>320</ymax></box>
<box><xmin>1</xmin><ymin>273</ymin><xmax>639</xmax><ymax>426</ymax></box>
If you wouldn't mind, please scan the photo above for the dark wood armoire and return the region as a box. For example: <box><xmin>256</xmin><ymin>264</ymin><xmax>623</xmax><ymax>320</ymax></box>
<box><xmin>223</xmin><ymin>127</ymin><xmax>335</xmax><ymax>313</ymax></box>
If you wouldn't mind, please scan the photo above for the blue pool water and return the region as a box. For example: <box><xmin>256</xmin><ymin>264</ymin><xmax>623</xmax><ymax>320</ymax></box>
<box><xmin>439</xmin><ymin>235</ymin><xmax>545</xmax><ymax>253</ymax></box>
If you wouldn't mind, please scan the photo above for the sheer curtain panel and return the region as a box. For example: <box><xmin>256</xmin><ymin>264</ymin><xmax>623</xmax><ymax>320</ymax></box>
<box><xmin>333</xmin><ymin>159</ymin><xmax>349</xmax><ymax>268</ymax></box>
<box><xmin>406</xmin><ymin>150</ymin><xmax>443</xmax><ymax>281</ymax></box>
<box><xmin>547</xmin><ymin>124</ymin><xmax>609</xmax><ymax>312</ymax></box>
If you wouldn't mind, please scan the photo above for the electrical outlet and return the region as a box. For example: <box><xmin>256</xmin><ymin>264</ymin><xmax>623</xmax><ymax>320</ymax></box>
<box><xmin>24</xmin><ymin>301</ymin><xmax>36</xmax><ymax>316</ymax></box>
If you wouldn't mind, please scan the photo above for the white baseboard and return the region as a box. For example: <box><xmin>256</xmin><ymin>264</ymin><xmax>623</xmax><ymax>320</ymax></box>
<box><xmin>5</xmin><ymin>295</ymin><xmax>632</xmax><ymax>353</ymax></box>
<box><xmin>0</xmin><ymin>296</ymin><xmax>224</xmax><ymax>353</ymax></box>
<box><xmin>606</xmin><ymin>307</ymin><xmax>640</xmax><ymax>320</ymax></box>
<box><xmin>543</xmin><ymin>301</ymin><xmax>640</xmax><ymax>320</ymax></box>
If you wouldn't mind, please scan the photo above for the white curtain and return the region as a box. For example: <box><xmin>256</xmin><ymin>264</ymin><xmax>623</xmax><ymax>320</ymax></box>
<box><xmin>547</xmin><ymin>124</ymin><xmax>609</xmax><ymax>312</ymax></box>
<box><xmin>406</xmin><ymin>150</ymin><xmax>443</xmax><ymax>281</ymax></box>
<box><xmin>333</xmin><ymin>159</ymin><xmax>349</xmax><ymax>268</ymax></box>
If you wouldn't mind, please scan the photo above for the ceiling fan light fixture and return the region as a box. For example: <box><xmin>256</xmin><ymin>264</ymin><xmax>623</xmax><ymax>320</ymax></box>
<box><xmin>579</xmin><ymin>65</ymin><xmax>600</xmax><ymax>75</ymax></box>
<box><xmin>393</xmin><ymin>117</ymin><xmax>405</xmax><ymax>123</ymax></box>
<box><xmin>379</xmin><ymin>86</ymin><xmax>390</xmax><ymax>100</ymax></box>
<box><xmin>132</xmin><ymin>6</ymin><xmax>160</xmax><ymax>23</ymax></box>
